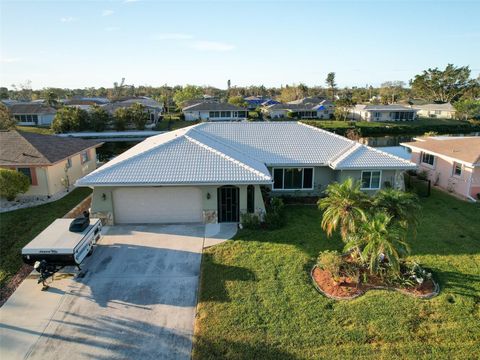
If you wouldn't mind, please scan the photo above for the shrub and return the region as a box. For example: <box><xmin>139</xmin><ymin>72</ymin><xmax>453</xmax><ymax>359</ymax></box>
<box><xmin>0</xmin><ymin>169</ymin><xmax>30</xmax><ymax>201</ymax></box>
<box><xmin>416</xmin><ymin>170</ymin><xmax>429</xmax><ymax>180</ymax></box>
<box><xmin>241</xmin><ymin>213</ymin><xmax>261</xmax><ymax>229</ymax></box>
<box><xmin>317</xmin><ymin>250</ymin><xmax>342</xmax><ymax>280</ymax></box>
<box><xmin>113</xmin><ymin>108</ymin><xmax>131</xmax><ymax>131</ymax></box>
<box><xmin>264</xmin><ymin>197</ymin><xmax>285</xmax><ymax>229</ymax></box>
<box><xmin>51</xmin><ymin>107</ymin><xmax>89</xmax><ymax>133</ymax></box>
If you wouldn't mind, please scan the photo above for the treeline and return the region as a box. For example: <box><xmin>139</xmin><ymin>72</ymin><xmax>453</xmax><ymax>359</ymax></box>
<box><xmin>51</xmin><ymin>103</ymin><xmax>150</xmax><ymax>133</ymax></box>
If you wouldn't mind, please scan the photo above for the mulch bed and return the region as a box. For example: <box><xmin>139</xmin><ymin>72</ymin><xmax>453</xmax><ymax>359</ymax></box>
<box><xmin>311</xmin><ymin>266</ymin><xmax>439</xmax><ymax>300</ymax></box>
<box><xmin>0</xmin><ymin>264</ymin><xmax>33</xmax><ymax>307</ymax></box>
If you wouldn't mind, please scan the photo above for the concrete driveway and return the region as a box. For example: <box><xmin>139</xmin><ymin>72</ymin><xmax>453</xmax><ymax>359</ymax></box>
<box><xmin>0</xmin><ymin>224</ymin><xmax>236</xmax><ymax>360</ymax></box>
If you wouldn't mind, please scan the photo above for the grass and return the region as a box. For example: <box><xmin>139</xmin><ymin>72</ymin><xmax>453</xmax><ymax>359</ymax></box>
<box><xmin>193</xmin><ymin>189</ymin><xmax>480</xmax><ymax>359</ymax></box>
<box><xmin>0</xmin><ymin>187</ymin><xmax>92</xmax><ymax>288</ymax></box>
<box><xmin>16</xmin><ymin>125</ymin><xmax>54</xmax><ymax>135</ymax></box>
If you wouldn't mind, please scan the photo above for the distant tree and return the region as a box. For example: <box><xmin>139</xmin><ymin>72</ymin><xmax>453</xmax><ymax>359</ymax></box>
<box><xmin>410</xmin><ymin>64</ymin><xmax>477</xmax><ymax>103</ymax></box>
<box><xmin>173</xmin><ymin>85</ymin><xmax>204</xmax><ymax>107</ymax></box>
<box><xmin>334</xmin><ymin>97</ymin><xmax>356</xmax><ymax>121</ymax></box>
<box><xmin>228</xmin><ymin>96</ymin><xmax>248</xmax><ymax>108</ymax></box>
<box><xmin>325</xmin><ymin>72</ymin><xmax>337</xmax><ymax>101</ymax></box>
<box><xmin>453</xmin><ymin>99</ymin><xmax>480</xmax><ymax>120</ymax></box>
<box><xmin>297</xmin><ymin>83</ymin><xmax>309</xmax><ymax>98</ymax></box>
<box><xmin>0</xmin><ymin>168</ymin><xmax>30</xmax><ymax>201</ymax></box>
<box><xmin>278</xmin><ymin>85</ymin><xmax>302</xmax><ymax>103</ymax></box>
<box><xmin>129</xmin><ymin>103</ymin><xmax>149</xmax><ymax>130</ymax></box>
<box><xmin>0</xmin><ymin>87</ymin><xmax>9</xmax><ymax>99</ymax></box>
<box><xmin>10</xmin><ymin>80</ymin><xmax>33</xmax><ymax>101</ymax></box>
<box><xmin>89</xmin><ymin>105</ymin><xmax>110</xmax><ymax>132</ymax></box>
<box><xmin>0</xmin><ymin>103</ymin><xmax>16</xmax><ymax>130</ymax></box>
<box><xmin>43</xmin><ymin>90</ymin><xmax>59</xmax><ymax>108</ymax></box>
<box><xmin>113</xmin><ymin>107</ymin><xmax>131</xmax><ymax>131</ymax></box>
<box><xmin>51</xmin><ymin>107</ymin><xmax>89</xmax><ymax>133</ymax></box>
<box><xmin>379</xmin><ymin>81</ymin><xmax>406</xmax><ymax>104</ymax></box>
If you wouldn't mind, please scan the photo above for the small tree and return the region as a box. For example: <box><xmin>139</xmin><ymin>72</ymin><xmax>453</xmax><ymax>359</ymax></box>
<box><xmin>334</xmin><ymin>97</ymin><xmax>355</xmax><ymax>121</ymax></box>
<box><xmin>0</xmin><ymin>168</ymin><xmax>30</xmax><ymax>201</ymax></box>
<box><xmin>129</xmin><ymin>103</ymin><xmax>149</xmax><ymax>130</ymax></box>
<box><xmin>51</xmin><ymin>107</ymin><xmax>89</xmax><ymax>133</ymax></box>
<box><xmin>89</xmin><ymin>105</ymin><xmax>110</xmax><ymax>132</ymax></box>
<box><xmin>228</xmin><ymin>96</ymin><xmax>248</xmax><ymax>108</ymax></box>
<box><xmin>113</xmin><ymin>107</ymin><xmax>131</xmax><ymax>131</ymax></box>
<box><xmin>453</xmin><ymin>99</ymin><xmax>480</xmax><ymax>120</ymax></box>
<box><xmin>325</xmin><ymin>72</ymin><xmax>337</xmax><ymax>101</ymax></box>
<box><xmin>0</xmin><ymin>103</ymin><xmax>16</xmax><ymax>130</ymax></box>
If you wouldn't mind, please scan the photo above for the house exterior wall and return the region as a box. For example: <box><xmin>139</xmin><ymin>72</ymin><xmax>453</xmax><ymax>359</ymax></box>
<box><xmin>336</xmin><ymin>169</ymin><xmax>397</xmax><ymax>194</ymax></box>
<box><xmin>184</xmin><ymin>110</ymin><xmax>247</xmax><ymax>122</ymax></box>
<box><xmin>90</xmin><ymin>184</ymin><xmax>266</xmax><ymax>225</ymax></box>
<box><xmin>39</xmin><ymin>114</ymin><xmax>55</xmax><ymax>125</ymax></box>
<box><xmin>410</xmin><ymin>150</ymin><xmax>477</xmax><ymax>198</ymax></box>
<box><xmin>470</xmin><ymin>167</ymin><xmax>480</xmax><ymax>198</ymax></box>
<box><xmin>268</xmin><ymin>166</ymin><xmax>336</xmax><ymax>196</ymax></box>
<box><xmin>349</xmin><ymin>109</ymin><xmax>416</xmax><ymax>122</ymax></box>
<box><xmin>415</xmin><ymin>109</ymin><xmax>455</xmax><ymax>119</ymax></box>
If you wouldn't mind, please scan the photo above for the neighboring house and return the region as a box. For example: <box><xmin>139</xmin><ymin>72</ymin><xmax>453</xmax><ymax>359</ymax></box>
<box><xmin>0</xmin><ymin>130</ymin><xmax>102</xmax><ymax>199</ymax></box>
<box><xmin>412</xmin><ymin>103</ymin><xmax>456</xmax><ymax>119</ymax></box>
<box><xmin>402</xmin><ymin>136</ymin><xmax>480</xmax><ymax>200</ymax></box>
<box><xmin>7</xmin><ymin>103</ymin><xmax>57</xmax><ymax>126</ymax></box>
<box><xmin>244</xmin><ymin>96</ymin><xmax>277</xmax><ymax>110</ymax></box>
<box><xmin>262</xmin><ymin>97</ymin><xmax>334</xmax><ymax>119</ymax></box>
<box><xmin>102</xmin><ymin>97</ymin><xmax>163</xmax><ymax>126</ymax></box>
<box><xmin>182</xmin><ymin>102</ymin><xmax>248</xmax><ymax>121</ymax></box>
<box><xmin>349</xmin><ymin>104</ymin><xmax>417</xmax><ymax>122</ymax></box>
<box><xmin>64</xmin><ymin>97</ymin><xmax>110</xmax><ymax>106</ymax></box>
<box><xmin>76</xmin><ymin>122</ymin><xmax>415</xmax><ymax>225</ymax></box>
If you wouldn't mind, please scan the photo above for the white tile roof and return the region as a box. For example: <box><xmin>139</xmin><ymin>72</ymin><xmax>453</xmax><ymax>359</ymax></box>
<box><xmin>77</xmin><ymin>122</ymin><xmax>416</xmax><ymax>186</ymax></box>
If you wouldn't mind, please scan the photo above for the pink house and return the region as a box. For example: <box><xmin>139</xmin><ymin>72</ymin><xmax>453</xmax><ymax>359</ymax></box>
<box><xmin>402</xmin><ymin>137</ymin><xmax>480</xmax><ymax>201</ymax></box>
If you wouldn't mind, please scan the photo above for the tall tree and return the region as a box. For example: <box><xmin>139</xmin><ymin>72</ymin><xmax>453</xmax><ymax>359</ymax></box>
<box><xmin>379</xmin><ymin>81</ymin><xmax>406</xmax><ymax>104</ymax></box>
<box><xmin>334</xmin><ymin>97</ymin><xmax>356</xmax><ymax>121</ymax></box>
<box><xmin>228</xmin><ymin>96</ymin><xmax>248</xmax><ymax>108</ymax></box>
<box><xmin>173</xmin><ymin>85</ymin><xmax>204</xmax><ymax>107</ymax></box>
<box><xmin>453</xmin><ymin>99</ymin><xmax>480</xmax><ymax>120</ymax></box>
<box><xmin>0</xmin><ymin>103</ymin><xmax>16</xmax><ymax>130</ymax></box>
<box><xmin>410</xmin><ymin>64</ymin><xmax>477</xmax><ymax>103</ymax></box>
<box><xmin>325</xmin><ymin>72</ymin><xmax>337</xmax><ymax>101</ymax></box>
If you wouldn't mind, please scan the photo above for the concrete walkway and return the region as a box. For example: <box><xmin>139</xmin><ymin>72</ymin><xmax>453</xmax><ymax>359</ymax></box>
<box><xmin>0</xmin><ymin>223</ymin><xmax>236</xmax><ymax>360</ymax></box>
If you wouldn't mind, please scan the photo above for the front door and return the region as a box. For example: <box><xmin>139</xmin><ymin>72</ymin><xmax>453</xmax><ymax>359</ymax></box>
<box><xmin>218</xmin><ymin>186</ymin><xmax>239</xmax><ymax>222</ymax></box>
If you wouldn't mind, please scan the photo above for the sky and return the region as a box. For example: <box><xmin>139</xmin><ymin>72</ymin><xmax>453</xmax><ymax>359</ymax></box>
<box><xmin>0</xmin><ymin>0</ymin><xmax>479</xmax><ymax>90</ymax></box>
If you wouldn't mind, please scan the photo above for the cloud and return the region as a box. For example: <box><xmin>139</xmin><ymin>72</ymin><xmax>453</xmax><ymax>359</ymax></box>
<box><xmin>153</xmin><ymin>33</ymin><xmax>193</xmax><ymax>40</ymax></box>
<box><xmin>0</xmin><ymin>57</ymin><xmax>22</xmax><ymax>63</ymax></box>
<box><xmin>105</xmin><ymin>26</ymin><xmax>120</xmax><ymax>32</ymax></box>
<box><xmin>191</xmin><ymin>41</ymin><xmax>235</xmax><ymax>52</ymax></box>
<box><xmin>60</xmin><ymin>16</ymin><xmax>75</xmax><ymax>23</ymax></box>
<box><xmin>124</xmin><ymin>0</ymin><xmax>140</xmax><ymax>3</ymax></box>
<box><xmin>102</xmin><ymin>10</ymin><xmax>114</xmax><ymax>16</ymax></box>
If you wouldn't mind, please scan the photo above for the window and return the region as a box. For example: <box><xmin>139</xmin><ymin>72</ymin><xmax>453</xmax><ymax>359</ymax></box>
<box><xmin>272</xmin><ymin>168</ymin><xmax>314</xmax><ymax>190</ymax></box>
<box><xmin>421</xmin><ymin>152</ymin><xmax>435</xmax><ymax>166</ymax></box>
<box><xmin>435</xmin><ymin>110</ymin><xmax>442</xmax><ymax>115</ymax></box>
<box><xmin>17</xmin><ymin>168</ymin><xmax>32</xmax><ymax>184</ymax></box>
<box><xmin>361</xmin><ymin>171</ymin><xmax>381</xmax><ymax>190</ymax></box>
<box><xmin>453</xmin><ymin>162</ymin><xmax>462</xmax><ymax>176</ymax></box>
<box><xmin>66</xmin><ymin>158</ymin><xmax>72</xmax><ymax>169</ymax></box>
<box><xmin>247</xmin><ymin>185</ymin><xmax>255</xmax><ymax>213</ymax></box>
<box><xmin>374</xmin><ymin>112</ymin><xmax>381</xmax><ymax>118</ymax></box>
<box><xmin>81</xmin><ymin>151</ymin><xmax>90</xmax><ymax>163</ymax></box>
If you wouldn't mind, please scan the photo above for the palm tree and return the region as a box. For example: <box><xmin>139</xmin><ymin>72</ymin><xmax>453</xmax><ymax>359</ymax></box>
<box><xmin>373</xmin><ymin>188</ymin><xmax>421</xmax><ymax>234</ymax></box>
<box><xmin>345</xmin><ymin>213</ymin><xmax>410</xmax><ymax>275</ymax></box>
<box><xmin>318</xmin><ymin>178</ymin><xmax>369</xmax><ymax>241</ymax></box>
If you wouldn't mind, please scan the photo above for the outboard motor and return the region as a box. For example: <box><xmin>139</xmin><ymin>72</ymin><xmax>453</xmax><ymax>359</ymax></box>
<box><xmin>69</xmin><ymin>211</ymin><xmax>90</xmax><ymax>232</ymax></box>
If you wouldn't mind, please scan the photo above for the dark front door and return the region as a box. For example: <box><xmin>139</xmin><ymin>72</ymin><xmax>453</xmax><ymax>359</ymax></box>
<box><xmin>218</xmin><ymin>186</ymin><xmax>239</xmax><ymax>222</ymax></box>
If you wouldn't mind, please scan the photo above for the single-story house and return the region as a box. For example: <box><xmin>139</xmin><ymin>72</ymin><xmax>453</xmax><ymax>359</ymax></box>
<box><xmin>244</xmin><ymin>96</ymin><xmax>277</xmax><ymax>110</ymax></box>
<box><xmin>63</xmin><ymin>97</ymin><xmax>110</xmax><ymax>106</ymax></box>
<box><xmin>401</xmin><ymin>136</ymin><xmax>480</xmax><ymax>200</ymax></box>
<box><xmin>7</xmin><ymin>103</ymin><xmax>57</xmax><ymax>126</ymax></box>
<box><xmin>182</xmin><ymin>102</ymin><xmax>248</xmax><ymax>121</ymax></box>
<box><xmin>349</xmin><ymin>104</ymin><xmax>417</xmax><ymax>122</ymax></box>
<box><xmin>412</xmin><ymin>103</ymin><xmax>456</xmax><ymax>119</ymax></box>
<box><xmin>102</xmin><ymin>97</ymin><xmax>163</xmax><ymax>125</ymax></box>
<box><xmin>0</xmin><ymin>130</ymin><xmax>102</xmax><ymax>199</ymax></box>
<box><xmin>76</xmin><ymin>122</ymin><xmax>416</xmax><ymax>225</ymax></box>
<box><xmin>262</xmin><ymin>97</ymin><xmax>334</xmax><ymax>119</ymax></box>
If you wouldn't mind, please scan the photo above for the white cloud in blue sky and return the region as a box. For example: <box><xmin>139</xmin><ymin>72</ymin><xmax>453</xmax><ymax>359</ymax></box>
<box><xmin>102</xmin><ymin>10</ymin><xmax>114</xmax><ymax>17</ymax></box>
<box><xmin>190</xmin><ymin>41</ymin><xmax>235</xmax><ymax>52</ymax></box>
<box><xmin>60</xmin><ymin>16</ymin><xmax>75</xmax><ymax>23</ymax></box>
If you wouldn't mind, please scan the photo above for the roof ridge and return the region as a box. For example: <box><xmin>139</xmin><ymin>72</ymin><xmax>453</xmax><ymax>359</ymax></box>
<box><xmin>15</xmin><ymin>131</ymin><xmax>49</xmax><ymax>161</ymax></box>
<box><xmin>184</xmin><ymin>135</ymin><xmax>271</xmax><ymax>180</ymax></box>
<box><xmin>360</xmin><ymin>143</ymin><xmax>415</xmax><ymax>165</ymax></box>
<box><xmin>329</xmin><ymin>143</ymin><xmax>361</xmax><ymax>168</ymax></box>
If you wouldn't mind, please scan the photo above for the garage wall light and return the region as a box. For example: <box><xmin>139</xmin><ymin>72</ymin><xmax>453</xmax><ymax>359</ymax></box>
<box><xmin>206</xmin><ymin>192</ymin><xmax>211</xmax><ymax>200</ymax></box>
<box><xmin>102</xmin><ymin>193</ymin><xmax>107</xmax><ymax>201</ymax></box>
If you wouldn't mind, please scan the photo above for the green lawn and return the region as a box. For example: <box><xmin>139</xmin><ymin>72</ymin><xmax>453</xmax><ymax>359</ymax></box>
<box><xmin>193</xmin><ymin>190</ymin><xmax>480</xmax><ymax>359</ymax></box>
<box><xmin>16</xmin><ymin>125</ymin><xmax>54</xmax><ymax>135</ymax></box>
<box><xmin>0</xmin><ymin>188</ymin><xmax>92</xmax><ymax>288</ymax></box>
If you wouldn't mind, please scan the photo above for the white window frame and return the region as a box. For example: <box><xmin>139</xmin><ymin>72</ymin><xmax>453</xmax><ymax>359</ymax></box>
<box><xmin>452</xmin><ymin>162</ymin><xmax>462</xmax><ymax>177</ymax></box>
<box><xmin>360</xmin><ymin>170</ymin><xmax>382</xmax><ymax>190</ymax></box>
<box><xmin>272</xmin><ymin>167</ymin><xmax>314</xmax><ymax>191</ymax></box>
<box><xmin>421</xmin><ymin>152</ymin><xmax>435</xmax><ymax>168</ymax></box>
<box><xmin>80</xmin><ymin>151</ymin><xmax>90</xmax><ymax>164</ymax></box>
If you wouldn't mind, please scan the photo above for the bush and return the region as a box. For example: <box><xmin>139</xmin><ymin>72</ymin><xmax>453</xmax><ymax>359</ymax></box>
<box><xmin>0</xmin><ymin>169</ymin><xmax>30</xmax><ymax>201</ymax></box>
<box><xmin>51</xmin><ymin>107</ymin><xmax>89</xmax><ymax>133</ymax></box>
<box><xmin>317</xmin><ymin>250</ymin><xmax>342</xmax><ymax>280</ymax></box>
<box><xmin>264</xmin><ymin>197</ymin><xmax>285</xmax><ymax>229</ymax></box>
<box><xmin>241</xmin><ymin>213</ymin><xmax>261</xmax><ymax>229</ymax></box>
<box><xmin>113</xmin><ymin>108</ymin><xmax>130</xmax><ymax>131</ymax></box>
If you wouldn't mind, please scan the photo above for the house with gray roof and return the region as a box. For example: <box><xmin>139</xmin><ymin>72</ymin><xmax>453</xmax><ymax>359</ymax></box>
<box><xmin>349</xmin><ymin>104</ymin><xmax>417</xmax><ymax>122</ymax></box>
<box><xmin>0</xmin><ymin>130</ymin><xmax>102</xmax><ymax>199</ymax></box>
<box><xmin>7</xmin><ymin>102</ymin><xmax>57</xmax><ymax>126</ymax></box>
<box><xmin>412</xmin><ymin>103</ymin><xmax>456</xmax><ymax>119</ymax></box>
<box><xmin>262</xmin><ymin>98</ymin><xmax>334</xmax><ymax>120</ymax></box>
<box><xmin>182</xmin><ymin>101</ymin><xmax>247</xmax><ymax>121</ymax></box>
<box><xmin>102</xmin><ymin>97</ymin><xmax>163</xmax><ymax>126</ymax></box>
<box><xmin>76</xmin><ymin>122</ymin><xmax>415</xmax><ymax>225</ymax></box>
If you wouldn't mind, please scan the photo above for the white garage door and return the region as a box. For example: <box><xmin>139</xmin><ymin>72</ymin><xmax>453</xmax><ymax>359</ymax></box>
<box><xmin>113</xmin><ymin>187</ymin><xmax>203</xmax><ymax>224</ymax></box>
